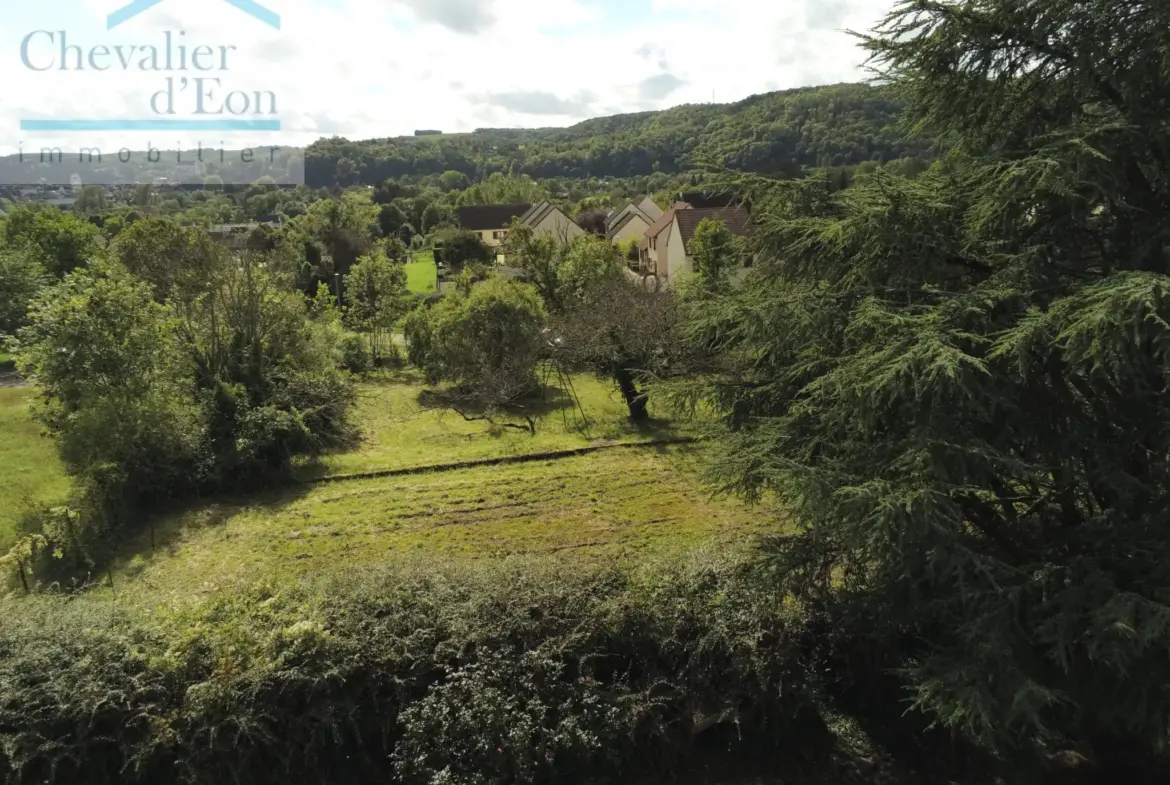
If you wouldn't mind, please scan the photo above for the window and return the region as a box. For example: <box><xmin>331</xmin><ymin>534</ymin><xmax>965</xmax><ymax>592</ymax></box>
<box><xmin>493</xmin><ymin>230</ymin><xmax>508</xmax><ymax>240</ymax></box>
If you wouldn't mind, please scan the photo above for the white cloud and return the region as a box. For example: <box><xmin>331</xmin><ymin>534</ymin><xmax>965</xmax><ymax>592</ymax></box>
<box><xmin>0</xmin><ymin>0</ymin><xmax>892</xmax><ymax>156</ymax></box>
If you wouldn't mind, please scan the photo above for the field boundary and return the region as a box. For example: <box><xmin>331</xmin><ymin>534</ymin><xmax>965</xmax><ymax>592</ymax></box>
<box><xmin>307</xmin><ymin>437</ymin><xmax>699</xmax><ymax>485</ymax></box>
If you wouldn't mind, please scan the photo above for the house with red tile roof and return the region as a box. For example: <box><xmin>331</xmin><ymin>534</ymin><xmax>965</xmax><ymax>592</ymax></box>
<box><xmin>638</xmin><ymin>203</ymin><xmax>752</xmax><ymax>285</ymax></box>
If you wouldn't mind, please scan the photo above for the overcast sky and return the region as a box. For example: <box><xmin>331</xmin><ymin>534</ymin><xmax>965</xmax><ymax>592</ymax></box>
<box><xmin>0</xmin><ymin>0</ymin><xmax>893</xmax><ymax>156</ymax></box>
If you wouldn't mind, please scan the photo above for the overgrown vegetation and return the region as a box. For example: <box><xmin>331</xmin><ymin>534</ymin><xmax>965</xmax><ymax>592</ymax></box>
<box><xmin>403</xmin><ymin>277</ymin><xmax>548</xmax><ymax>416</ymax></box>
<box><xmin>3</xmin><ymin>1</ymin><xmax>1170</xmax><ymax>783</ymax></box>
<box><xmin>0</xmin><ymin>553</ymin><xmax>846</xmax><ymax>785</ymax></box>
<box><xmin>10</xmin><ymin>249</ymin><xmax>357</xmax><ymax>581</ymax></box>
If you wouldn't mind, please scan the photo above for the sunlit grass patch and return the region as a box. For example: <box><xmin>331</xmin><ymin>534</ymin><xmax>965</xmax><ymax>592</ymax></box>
<box><xmin>0</xmin><ymin>387</ymin><xmax>69</xmax><ymax>551</ymax></box>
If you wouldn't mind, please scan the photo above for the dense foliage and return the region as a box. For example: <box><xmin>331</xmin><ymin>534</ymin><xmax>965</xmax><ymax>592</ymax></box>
<box><xmin>0</xmin><ymin>553</ymin><xmax>836</xmax><ymax>785</ymax></box>
<box><xmin>687</xmin><ymin>0</ymin><xmax>1170</xmax><ymax>775</ymax></box>
<box><xmin>403</xmin><ymin>276</ymin><xmax>548</xmax><ymax>411</ymax></box>
<box><xmin>13</xmin><ymin>240</ymin><xmax>357</xmax><ymax>572</ymax></box>
<box><xmin>502</xmin><ymin>226</ymin><xmax>625</xmax><ymax>313</ymax></box>
<box><xmin>306</xmin><ymin>83</ymin><xmax>928</xmax><ymax>187</ymax></box>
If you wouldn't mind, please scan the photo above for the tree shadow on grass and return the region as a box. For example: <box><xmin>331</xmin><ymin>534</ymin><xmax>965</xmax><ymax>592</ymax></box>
<box><xmin>358</xmin><ymin>368</ymin><xmax>428</xmax><ymax>388</ymax></box>
<box><xmin>416</xmin><ymin>384</ymin><xmax>578</xmax><ymax>423</ymax></box>
<box><xmin>14</xmin><ymin>478</ymin><xmax>321</xmax><ymax>595</ymax></box>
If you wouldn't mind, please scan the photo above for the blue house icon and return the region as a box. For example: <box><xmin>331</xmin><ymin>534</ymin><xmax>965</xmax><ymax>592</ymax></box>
<box><xmin>108</xmin><ymin>0</ymin><xmax>281</xmax><ymax>30</ymax></box>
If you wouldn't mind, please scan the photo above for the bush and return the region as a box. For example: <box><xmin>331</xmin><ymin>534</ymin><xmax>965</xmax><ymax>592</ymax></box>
<box><xmin>403</xmin><ymin>277</ymin><xmax>547</xmax><ymax>409</ymax></box>
<box><xmin>0</xmin><ymin>249</ymin><xmax>47</xmax><ymax>336</ymax></box>
<box><xmin>15</xmin><ymin>249</ymin><xmax>359</xmax><ymax>572</ymax></box>
<box><xmin>433</xmin><ymin>228</ymin><xmax>493</xmax><ymax>272</ymax></box>
<box><xmin>338</xmin><ymin>330</ymin><xmax>373</xmax><ymax>374</ymax></box>
<box><xmin>0</xmin><ymin>552</ymin><xmax>824</xmax><ymax>785</ymax></box>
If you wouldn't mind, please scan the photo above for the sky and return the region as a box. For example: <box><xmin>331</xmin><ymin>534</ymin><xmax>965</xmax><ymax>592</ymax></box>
<box><xmin>0</xmin><ymin>0</ymin><xmax>893</xmax><ymax>174</ymax></box>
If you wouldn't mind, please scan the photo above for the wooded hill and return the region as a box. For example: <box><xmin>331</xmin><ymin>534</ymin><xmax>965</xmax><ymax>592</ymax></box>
<box><xmin>305</xmin><ymin>82</ymin><xmax>930</xmax><ymax>187</ymax></box>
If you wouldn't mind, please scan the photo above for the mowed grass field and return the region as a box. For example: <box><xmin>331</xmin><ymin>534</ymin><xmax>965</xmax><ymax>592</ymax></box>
<box><xmin>110</xmin><ymin>445</ymin><xmax>766</xmax><ymax>603</ymax></box>
<box><xmin>406</xmin><ymin>252</ymin><xmax>438</xmax><ymax>294</ymax></box>
<box><xmin>2</xmin><ymin>367</ymin><xmax>769</xmax><ymax>599</ymax></box>
<box><xmin>0</xmin><ymin>387</ymin><xmax>69</xmax><ymax>550</ymax></box>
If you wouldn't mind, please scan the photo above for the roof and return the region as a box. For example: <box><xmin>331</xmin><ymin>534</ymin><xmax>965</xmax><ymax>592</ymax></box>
<box><xmin>605</xmin><ymin>202</ymin><xmax>649</xmax><ymax>233</ymax></box>
<box><xmin>635</xmin><ymin>195</ymin><xmax>664</xmax><ymax>220</ymax></box>
<box><xmin>517</xmin><ymin>201</ymin><xmax>545</xmax><ymax>224</ymax></box>
<box><xmin>605</xmin><ymin>209</ymin><xmax>650</xmax><ymax>240</ymax></box>
<box><xmin>678</xmin><ymin>190</ymin><xmax>737</xmax><ymax>209</ymax></box>
<box><xmin>675</xmin><ymin>206</ymin><xmax>752</xmax><ymax>252</ymax></box>
<box><xmin>457</xmin><ymin>203</ymin><xmax>532</xmax><ymax>231</ymax></box>
<box><xmin>640</xmin><ymin>202</ymin><xmax>691</xmax><ymax>247</ymax></box>
<box><xmin>519</xmin><ymin>200</ymin><xmax>556</xmax><ymax>226</ymax></box>
<box><xmin>605</xmin><ymin>195</ymin><xmax>661</xmax><ymax>234</ymax></box>
<box><xmin>606</xmin><ymin>199</ymin><xmax>634</xmax><ymax>221</ymax></box>
<box><xmin>519</xmin><ymin>201</ymin><xmax>577</xmax><ymax>230</ymax></box>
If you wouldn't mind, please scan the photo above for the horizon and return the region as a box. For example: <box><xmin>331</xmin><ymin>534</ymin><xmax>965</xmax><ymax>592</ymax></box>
<box><xmin>0</xmin><ymin>79</ymin><xmax>869</xmax><ymax>169</ymax></box>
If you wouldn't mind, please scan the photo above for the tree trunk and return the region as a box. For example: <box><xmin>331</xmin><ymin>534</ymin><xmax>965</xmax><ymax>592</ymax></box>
<box><xmin>614</xmin><ymin>367</ymin><xmax>649</xmax><ymax>421</ymax></box>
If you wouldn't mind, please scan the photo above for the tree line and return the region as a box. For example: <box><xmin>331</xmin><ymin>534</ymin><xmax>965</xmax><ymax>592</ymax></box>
<box><xmin>306</xmin><ymin>82</ymin><xmax>932</xmax><ymax>187</ymax></box>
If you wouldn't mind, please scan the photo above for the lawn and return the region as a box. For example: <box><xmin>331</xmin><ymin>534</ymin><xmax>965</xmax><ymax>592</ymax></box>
<box><xmin>2</xmin><ymin>368</ymin><xmax>759</xmax><ymax>599</ymax></box>
<box><xmin>0</xmin><ymin>387</ymin><xmax>70</xmax><ymax>550</ymax></box>
<box><xmin>98</xmin><ymin>370</ymin><xmax>749</xmax><ymax>601</ymax></box>
<box><xmin>406</xmin><ymin>252</ymin><xmax>437</xmax><ymax>294</ymax></box>
<box><xmin>310</xmin><ymin>369</ymin><xmax>693</xmax><ymax>478</ymax></box>
<box><xmin>109</xmin><ymin>445</ymin><xmax>766</xmax><ymax>603</ymax></box>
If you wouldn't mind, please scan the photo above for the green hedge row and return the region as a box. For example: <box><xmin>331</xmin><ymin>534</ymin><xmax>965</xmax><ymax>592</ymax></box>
<box><xmin>0</xmin><ymin>553</ymin><xmax>834</xmax><ymax>785</ymax></box>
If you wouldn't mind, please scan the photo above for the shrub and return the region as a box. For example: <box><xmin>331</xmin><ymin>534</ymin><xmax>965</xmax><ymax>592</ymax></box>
<box><xmin>0</xmin><ymin>552</ymin><xmax>824</xmax><ymax>785</ymax></box>
<box><xmin>433</xmin><ymin>228</ymin><xmax>493</xmax><ymax>272</ymax></box>
<box><xmin>404</xmin><ymin>277</ymin><xmax>547</xmax><ymax>409</ymax></box>
<box><xmin>338</xmin><ymin>330</ymin><xmax>373</xmax><ymax>374</ymax></box>
<box><xmin>17</xmin><ymin>261</ymin><xmax>208</xmax><ymax>513</ymax></box>
<box><xmin>0</xmin><ymin>249</ymin><xmax>47</xmax><ymax>337</ymax></box>
<box><xmin>15</xmin><ymin>248</ymin><xmax>359</xmax><ymax>573</ymax></box>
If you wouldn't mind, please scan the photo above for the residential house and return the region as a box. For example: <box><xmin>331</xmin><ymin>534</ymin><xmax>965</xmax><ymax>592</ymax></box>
<box><xmin>639</xmin><ymin>204</ymin><xmax>752</xmax><ymax>286</ymax></box>
<box><xmin>208</xmin><ymin>223</ymin><xmax>259</xmax><ymax>248</ymax></box>
<box><xmin>456</xmin><ymin>203</ymin><xmax>532</xmax><ymax>248</ymax></box>
<box><xmin>517</xmin><ymin>200</ymin><xmax>585</xmax><ymax>243</ymax></box>
<box><xmin>637</xmin><ymin>202</ymin><xmax>690</xmax><ymax>278</ymax></box>
<box><xmin>605</xmin><ymin>195</ymin><xmax>664</xmax><ymax>247</ymax></box>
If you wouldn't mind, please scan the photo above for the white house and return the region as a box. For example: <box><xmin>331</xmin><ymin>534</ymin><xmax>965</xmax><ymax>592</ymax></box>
<box><xmin>456</xmin><ymin>203</ymin><xmax>533</xmax><ymax>248</ymax></box>
<box><xmin>605</xmin><ymin>195</ymin><xmax>663</xmax><ymax>246</ymax></box>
